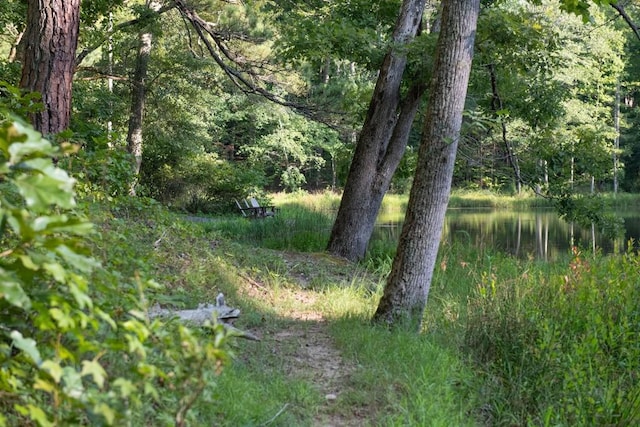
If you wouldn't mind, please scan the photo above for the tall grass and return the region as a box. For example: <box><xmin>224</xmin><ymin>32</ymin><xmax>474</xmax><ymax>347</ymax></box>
<box><xmin>330</xmin><ymin>317</ymin><xmax>478</xmax><ymax>427</ymax></box>
<box><xmin>204</xmin><ymin>203</ymin><xmax>334</xmax><ymax>252</ymax></box>
<box><xmin>463</xmin><ymin>247</ymin><xmax>640</xmax><ymax>425</ymax></box>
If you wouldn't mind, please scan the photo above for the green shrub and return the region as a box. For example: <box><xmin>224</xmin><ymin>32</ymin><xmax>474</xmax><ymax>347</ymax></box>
<box><xmin>0</xmin><ymin>115</ymin><xmax>231</xmax><ymax>426</ymax></box>
<box><xmin>145</xmin><ymin>152</ymin><xmax>267</xmax><ymax>214</ymax></box>
<box><xmin>464</xmin><ymin>248</ymin><xmax>640</xmax><ymax>425</ymax></box>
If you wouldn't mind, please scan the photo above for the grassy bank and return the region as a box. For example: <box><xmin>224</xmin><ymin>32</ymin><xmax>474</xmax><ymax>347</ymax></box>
<box><xmin>86</xmin><ymin>192</ymin><xmax>639</xmax><ymax>425</ymax></box>
<box><xmin>92</xmin><ymin>198</ymin><xmax>479</xmax><ymax>425</ymax></box>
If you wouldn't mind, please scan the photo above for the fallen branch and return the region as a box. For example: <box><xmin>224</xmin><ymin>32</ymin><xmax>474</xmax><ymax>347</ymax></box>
<box><xmin>148</xmin><ymin>293</ymin><xmax>260</xmax><ymax>340</ymax></box>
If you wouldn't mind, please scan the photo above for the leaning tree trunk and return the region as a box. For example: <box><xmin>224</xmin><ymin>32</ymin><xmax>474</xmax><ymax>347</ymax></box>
<box><xmin>373</xmin><ymin>0</ymin><xmax>480</xmax><ymax>328</ymax></box>
<box><xmin>19</xmin><ymin>0</ymin><xmax>80</xmax><ymax>135</ymax></box>
<box><xmin>326</xmin><ymin>0</ymin><xmax>427</xmax><ymax>261</ymax></box>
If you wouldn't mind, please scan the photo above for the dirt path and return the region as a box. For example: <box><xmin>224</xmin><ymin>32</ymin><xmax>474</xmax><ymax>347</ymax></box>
<box><xmin>272</xmin><ymin>319</ymin><xmax>359</xmax><ymax>426</ymax></box>
<box><xmin>239</xmin><ymin>252</ymin><xmax>369</xmax><ymax>426</ymax></box>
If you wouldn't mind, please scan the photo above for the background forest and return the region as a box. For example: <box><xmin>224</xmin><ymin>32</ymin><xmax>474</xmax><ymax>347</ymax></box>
<box><xmin>2</xmin><ymin>0</ymin><xmax>640</xmax><ymax>426</ymax></box>
<box><xmin>3</xmin><ymin>0</ymin><xmax>640</xmax><ymax>209</ymax></box>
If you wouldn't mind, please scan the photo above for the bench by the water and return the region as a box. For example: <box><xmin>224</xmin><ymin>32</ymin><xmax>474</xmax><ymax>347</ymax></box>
<box><xmin>235</xmin><ymin>198</ymin><xmax>277</xmax><ymax>218</ymax></box>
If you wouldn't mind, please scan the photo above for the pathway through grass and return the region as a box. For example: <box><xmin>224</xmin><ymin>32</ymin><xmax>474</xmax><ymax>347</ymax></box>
<box><xmin>238</xmin><ymin>253</ymin><xmax>372</xmax><ymax>426</ymax></box>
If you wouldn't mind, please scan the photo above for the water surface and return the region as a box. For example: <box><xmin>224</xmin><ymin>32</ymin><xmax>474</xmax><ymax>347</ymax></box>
<box><xmin>373</xmin><ymin>208</ymin><xmax>640</xmax><ymax>260</ymax></box>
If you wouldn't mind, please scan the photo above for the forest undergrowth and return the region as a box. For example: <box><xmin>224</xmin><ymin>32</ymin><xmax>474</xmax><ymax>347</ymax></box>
<box><xmin>3</xmin><ymin>141</ymin><xmax>639</xmax><ymax>426</ymax></box>
<box><xmin>87</xmin><ymin>193</ymin><xmax>640</xmax><ymax>426</ymax></box>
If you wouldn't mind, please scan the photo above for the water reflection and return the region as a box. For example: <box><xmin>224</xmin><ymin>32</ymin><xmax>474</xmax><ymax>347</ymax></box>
<box><xmin>373</xmin><ymin>209</ymin><xmax>640</xmax><ymax>260</ymax></box>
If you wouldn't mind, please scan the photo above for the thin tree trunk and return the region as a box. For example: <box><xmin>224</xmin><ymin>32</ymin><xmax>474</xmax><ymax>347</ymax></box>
<box><xmin>19</xmin><ymin>0</ymin><xmax>81</xmax><ymax>135</ymax></box>
<box><xmin>487</xmin><ymin>63</ymin><xmax>522</xmax><ymax>193</ymax></box>
<box><xmin>326</xmin><ymin>0</ymin><xmax>427</xmax><ymax>261</ymax></box>
<box><xmin>373</xmin><ymin>0</ymin><xmax>480</xmax><ymax>328</ymax></box>
<box><xmin>107</xmin><ymin>12</ymin><xmax>114</xmax><ymax>146</ymax></box>
<box><xmin>613</xmin><ymin>80</ymin><xmax>620</xmax><ymax>194</ymax></box>
<box><xmin>126</xmin><ymin>1</ymin><xmax>161</xmax><ymax>195</ymax></box>
<box><xmin>8</xmin><ymin>29</ymin><xmax>24</xmax><ymax>63</ymax></box>
<box><xmin>126</xmin><ymin>31</ymin><xmax>152</xmax><ymax>195</ymax></box>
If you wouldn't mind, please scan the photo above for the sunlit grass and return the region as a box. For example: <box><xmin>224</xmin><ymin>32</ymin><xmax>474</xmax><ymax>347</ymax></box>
<box><xmin>330</xmin><ymin>317</ymin><xmax>478</xmax><ymax>427</ymax></box>
<box><xmin>90</xmin><ymin>192</ymin><xmax>640</xmax><ymax>426</ymax></box>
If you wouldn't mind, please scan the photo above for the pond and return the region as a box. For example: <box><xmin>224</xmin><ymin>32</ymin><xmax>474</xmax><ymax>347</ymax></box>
<box><xmin>373</xmin><ymin>209</ymin><xmax>640</xmax><ymax>260</ymax></box>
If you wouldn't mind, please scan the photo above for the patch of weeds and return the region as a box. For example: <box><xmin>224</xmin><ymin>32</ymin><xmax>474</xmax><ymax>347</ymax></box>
<box><xmin>464</xmin><ymin>248</ymin><xmax>640</xmax><ymax>425</ymax></box>
<box><xmin>329</xmin><ymin>317</ymin><xmax>477</xmax><ymax>426</ymax></box>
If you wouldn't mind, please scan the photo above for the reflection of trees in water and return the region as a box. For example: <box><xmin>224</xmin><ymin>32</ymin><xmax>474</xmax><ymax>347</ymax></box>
<box><xmin>373</xmin><ymin>210</ymin><xmax>640</xmax><ymax>260</ymax></box>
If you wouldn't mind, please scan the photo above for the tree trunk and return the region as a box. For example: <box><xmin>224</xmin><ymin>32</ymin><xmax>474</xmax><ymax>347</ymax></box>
<box><xmin>127</xmin><ymin>1</ymin><xmax>161</xmax><ymax>195</ymax></box>
<box><xmin>327</xmin><ymin>0</ymin><xmax>427</xmax><ymax>261</ymax></box>
<box><xmin>126</xmin><ymin>31</ymin><xmax>152</xmax><ymax>193</ymax></box>
<box><xmin>613</xmin><ymin>80</ymin><xmax>620</xmax><ymax>194</ymax></box>
<box><xmin>373</xmin><ymin>0</ymin><xmax>480</xmax><ymax>328</ymax></box>
<box><xmin>8</xmin><ymin>29</ymin><xmax>24</xmax><ymax>63</ymax></box>
<box><xmin>19</xmin><ymin>0</ymin><xmax>80</xmax><ymax>135</ymax></box>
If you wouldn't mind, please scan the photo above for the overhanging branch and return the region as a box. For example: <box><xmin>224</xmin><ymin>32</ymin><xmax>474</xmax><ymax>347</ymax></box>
<box><xmin>172</xmin><ymin>0</ymin><xmax>323</xmax><ymax>119</ymax></box>
<box><xmin>611</xmin><ymin>1</ymin><xmax>640</xmax><ymax>42</ymax></box>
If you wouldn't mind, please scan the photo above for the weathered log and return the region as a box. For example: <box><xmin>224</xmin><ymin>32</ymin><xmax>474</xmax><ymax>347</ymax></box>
<box><xmin>148</xmin><ymin>293</ymin><xmax>260</xmax><ymax>341</ymax></box>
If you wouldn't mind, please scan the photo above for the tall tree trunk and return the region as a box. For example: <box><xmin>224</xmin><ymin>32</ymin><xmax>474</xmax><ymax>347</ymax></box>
<box><xmin>373</xmin><ymin>0</ymin><xmax>480</xmax><ymax>328</ymax></box>
<box><xmin>126</xmin><ymin>1</ymin><xmax>160</xmax><ymax>195</ymax></box>
<box><xmin>107</xmin><ymin>12</ymin><xmax>114</xmax><ymax>146</ymax></box>
<box><xmin>126</xmin><ymin>30</ymin><xmax>152</xmax><ymax>195</ymax></box>
<box><xmin>19</xmin><ymin>0</ymin><xmax>80</xmax><ymax>135</ymax></box>
<box><xmin>326</xmin><ymin>0</ymin><xmax>427</xmax><ymax>261</ymax></box>
<box><xmin>613</xmin><ymin>80</ymin><xmax>620</xmax><ymax>194</ymax></box>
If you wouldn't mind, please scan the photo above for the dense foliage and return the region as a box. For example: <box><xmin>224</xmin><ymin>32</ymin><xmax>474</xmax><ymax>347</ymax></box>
<box><xmin>2</xmin><ymin>0</ymin><xmax>640</xmax><ymax>423</ymax></box>
<box><xmin>0</xmin><ymin>105</ymin><xmax>231</xmax><ymax>426</ymax></box>
<box><xmin>3</xmin><ymin>0</ymin><xmax>639</xmax><ymax>211</ymax></box>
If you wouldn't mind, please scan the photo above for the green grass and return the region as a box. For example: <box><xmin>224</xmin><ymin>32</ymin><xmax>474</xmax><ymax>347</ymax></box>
<box><xmin>83</xmin><ymin>192</ymin><xmax>640</xmax><ymax>426</ymax></box>
<box><xmin>330</xmin><ymin>317</ymin><xmax>478</xmax><ymax>426</ymax></box>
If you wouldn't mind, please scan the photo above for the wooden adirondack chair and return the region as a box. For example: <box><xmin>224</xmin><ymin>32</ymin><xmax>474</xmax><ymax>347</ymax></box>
<box><xmin>235</xmin><ymin>198</ymin><xmax>277</xmax><ymax>218</ymax></box>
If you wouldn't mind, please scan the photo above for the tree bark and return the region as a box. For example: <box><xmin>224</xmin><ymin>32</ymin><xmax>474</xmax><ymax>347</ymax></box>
<box><xmin>127</xmin><ymin>31</ymin><xmax>152</xmax><ymax>193</ymax></box>
<box><xmin>373</xmin><ymin>0</ymin><xmax>480</xmax><ymax>328</ymax></box>
<box><xmin>326</xmin><ymin>0</ymin><xmax>427</xmax><ymax>261</ymax></box>
<box><xmin>126</xmin><ymin>1</ymin><xmax>161</xmax><ymax>195</ymax></box>
<box><xmin>19</xmin><ymin>0</ymin><xmax>81</xmax><ymax>135</ymax></box>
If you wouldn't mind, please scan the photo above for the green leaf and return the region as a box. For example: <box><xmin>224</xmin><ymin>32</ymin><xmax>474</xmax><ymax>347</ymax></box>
<box><xmin>33</xmin><ymin>377</ymin><xmax>56</xmax><ymax>393</ymax></box>
<box><xmin>113</xmin><ymin>378</ymin><xmax>136</xmax><ymax>398</ymax></box>
<box><xmin>10</xmin><ymin>331</ymin><xmax>42</xmax><ymax>365</ymax></box>
<box><xmin>6</xmin><ymin>121</ymin><xmax>56</xmax><ymax>164</ymax></box>
<box><xmin>43</xmin><ymin>262</ymin><xmax>67</xmax><ymax>283</ymax></box>
<box><xmin>18</xmin><ymin>254</ymin><xmax>39</xmax><ymax>270</ymax></box>
<box><xmin>94</xmin><ymin>307</ymin><xmax>117</xmax><ymax>330</ymax></box>
<box><xmin>144</xmin><ymin>381</ymin><xmax>159</xmax><ymax>400</ymax></box>
<box><xmin>68</xmin><ymin>279</ymin><xmax>92</xmax><ymax>310</ymax></box>
<box><xmin>49</xmin><ymin>308</ymin><xmax>75</xmax><ymax>329</ymax></box>
<box><xmin>23</xmin><ymin>404</ymin><xmax>53</xmax><ymax>427</ymax></box>
<box><xmin>14</xmin><ymin>167</ymin><xmax>76</xmax><ymax>210</ymax></box>
<box><xmin>0</xmin><ymin>269</ymin><xmax>31</xmax><ymax>308</ymax></box>
<box><xmin>55</xmin><ymin>244</ymin><xmax>99</xmax><ymax>273</ymax></box>
<box><xmin>93</xmin><ymin>403</ymin><xmax>116</xmax><ymax>425</ymax></box>
<box><xmin>81</xmin><ymin>359</ymin><xmax>107</xmax><ymax>388</ymax></box>
<box><xmin>33</xmin><ymin>215</ymin><xmax>93</xmax><ymax>235</ymax></box>
<box><xmin>40</xmin><ymin>360</ymin><xmax>64</xmax><ymax>383</ymax></box>
<box><xmin>61</xmin><ymin>366</ymin><xmax>84</xmax><ymax>400</ymax></box>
